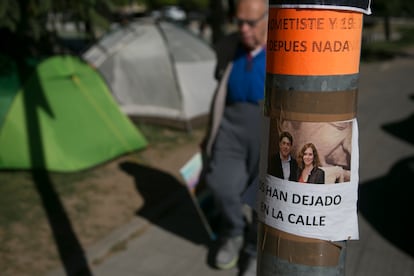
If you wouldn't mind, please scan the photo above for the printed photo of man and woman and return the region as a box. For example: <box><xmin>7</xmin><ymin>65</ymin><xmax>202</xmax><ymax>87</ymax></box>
<box><xmin>267</xmin><ymin>119</ymin><xmax>353</xmax><ymax>184</ymax></box>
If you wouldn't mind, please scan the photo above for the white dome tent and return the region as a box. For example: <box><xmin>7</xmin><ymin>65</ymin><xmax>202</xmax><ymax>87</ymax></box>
<box><xmin>82</xmin><ymin>18</ymin><xmax>216</xmax><ymax>130</ymax></box>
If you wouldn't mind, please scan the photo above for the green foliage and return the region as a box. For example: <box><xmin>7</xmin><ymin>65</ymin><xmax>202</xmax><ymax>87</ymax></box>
<box><xmin>372</xmin><ymin>0</ymin><xmax>414</xmax><ymax>16</ymax></box>
<box><xmin>0</xmin><ymin>1</ymin><xmax>19</xmax><ymax>31</ymax></box>
<box><xmin>110</xmin><ymin>0</ymin><xmax>148</xmax><ymax>6</ymax></box>
<box><xmin>0</xmin><ymin>0</ymin><xmax>116</xmax><ymax>58</ymax></box>
<box><xmin>151</xmin><ymin>0</ymin><xmax>178</xmax><ymax>8</ymax></box>
<box><xmin>179</xmin><ymin>0</ymin><xmax>209</xmax><ymax>10</ymax></box>
<box><xmin>141</xmin><ymin>0</ymin><xmax>208</xmax><ymax>10</ymax></box>
<box><xmin>52</xmin><ymin>0</ymin><xmax>114</xmax><ymax>39</ymax></box>
<box><xmin>0</xmin><ymin>0</ymin><xmax>52</xmax><ymax>40</ymax></box>
<box><xmin>89</xmin><ymin>9</ymin><xmax>111</xmax><ymax>31</ymax></box>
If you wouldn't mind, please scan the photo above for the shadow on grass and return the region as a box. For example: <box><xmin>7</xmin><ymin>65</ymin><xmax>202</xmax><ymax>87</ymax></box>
<box><xmin>20</xmin><ymin>62</ymin><xmax>91</xmax><ymax>275</ymax></box>
<box><xmin>120</xmin><ymin>161</ymin><xmax>213</xmax><ymax>245</ymax></box>
<box><xmin>358</xmin><ymin>96</ymin><xmax>414</xmax><ymax>257</ymax></box>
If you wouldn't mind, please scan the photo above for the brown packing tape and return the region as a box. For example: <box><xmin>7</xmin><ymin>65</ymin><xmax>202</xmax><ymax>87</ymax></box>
<box><xmin>258</xmin><ymin>222</ymin><xmax>343</xmax><ymax>266</ymax></box>
<box><xmin>266</xmin><ymin>89</ymin><xmax>357</xmax><ymax>122</ymax></box>
<box><xmin>269</xmin><ymin>111</ymin><xmax>356</xmax><ymax>122</ymax></box>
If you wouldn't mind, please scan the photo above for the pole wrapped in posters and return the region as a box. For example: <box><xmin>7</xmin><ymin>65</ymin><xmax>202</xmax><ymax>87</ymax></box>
<box><xmin>255</xmin><ymin>0</ymin><xmax>371</xmax><ymax>274</ymax></box>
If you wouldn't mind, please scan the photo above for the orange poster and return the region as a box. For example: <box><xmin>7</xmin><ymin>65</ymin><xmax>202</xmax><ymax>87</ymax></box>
<box><xmin>266</xmin><ymin>8</ymin><xmax>363</xmax><ymax>76</ymax></box>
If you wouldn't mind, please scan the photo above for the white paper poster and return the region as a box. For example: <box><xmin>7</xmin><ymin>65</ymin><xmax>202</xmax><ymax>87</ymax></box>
<box><xmin>254</xmin><ymin>118</ymin><xmax>359</xmax><ymax>241</ymax></box>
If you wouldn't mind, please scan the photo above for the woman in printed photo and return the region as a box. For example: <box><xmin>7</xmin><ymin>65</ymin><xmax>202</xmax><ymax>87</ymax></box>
<box><xmin>297</xmin><ymin>143</ymin><xmax>325</xmax><ymax>184</ymax></box>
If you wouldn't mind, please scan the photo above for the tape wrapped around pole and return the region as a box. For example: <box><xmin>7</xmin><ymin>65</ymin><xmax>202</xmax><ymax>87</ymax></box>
<box><xmin>256</xmin><ymin>1</ymin><xmax>370</xmax><ymax>275</ymax></box>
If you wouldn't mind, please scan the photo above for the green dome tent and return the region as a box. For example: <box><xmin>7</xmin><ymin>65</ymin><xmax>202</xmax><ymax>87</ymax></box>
<box><xmin>0</xmin><ymin>55</ymin><xmax>147</xmax><ymax>172</ymax></box>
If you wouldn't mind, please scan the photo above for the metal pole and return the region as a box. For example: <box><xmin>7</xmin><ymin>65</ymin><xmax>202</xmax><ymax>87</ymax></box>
<box><xmin>257</xmin><ymin>1</ymin><xmax>371</xmax><ymax>275</ymax></box>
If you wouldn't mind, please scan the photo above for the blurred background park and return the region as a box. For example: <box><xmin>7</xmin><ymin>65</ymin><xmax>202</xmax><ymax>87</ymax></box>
<box><xmin>1</xmin><ymin>0</ymin><xmax>414</xmax><ymax>61</ymax></box>
<box><xmin>1</xmin><ymin>1</ymin><xmax>414</xmax><ymax>276</ymax></box>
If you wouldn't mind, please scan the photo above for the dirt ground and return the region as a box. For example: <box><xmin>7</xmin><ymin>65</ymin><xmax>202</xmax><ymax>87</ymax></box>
<box><xmin>0</xmin><ymin>127</ymin><xmax>205</xmax><ymax>276</ymax></box>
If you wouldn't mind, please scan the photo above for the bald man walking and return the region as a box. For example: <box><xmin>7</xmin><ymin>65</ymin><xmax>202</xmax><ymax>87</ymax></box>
<box><xmin>201</xmin><ymin>0</ymin><xmax>268</xmax><ymax>275</ymax></box>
